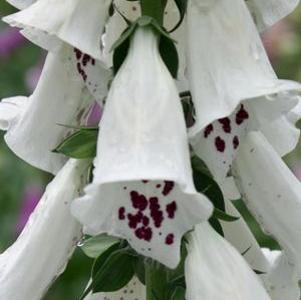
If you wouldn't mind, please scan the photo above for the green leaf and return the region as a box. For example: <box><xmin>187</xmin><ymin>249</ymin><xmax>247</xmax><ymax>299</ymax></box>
<box><xmin>170</xmin><ymin>0</ymin><xmax>188</xmax><ymax>33</ymax></box>
<box><xmin>134</xmin><ymin>255</ymin><xmax>146</xmax><ymax>285</ymax></box>
<box><xmin>80</xmin><ymin>234</ymin><xmax>120</xmax><ymax>258</ymax></box>
<box><xmin>212</xmin><ymin>208</ymin><xmax>240</xmax><ymax>222</ymax></box>
<box><xmin>92</xmin><ymin>248</ymin><xmax>136</xmax><ymax>293</ymax></box>
<box><xmin>159</xmin><ymin>34</ymin><xmax>179</xmax><ymax>78</ymax></box>
<box><xmin>192</xmin><ymin>158</ymin><xmax>225</xmax><ymax>211</ymax></box>
<box><xmin>53</xmin><ymin>128</ymin><xmax>98</xmax><ymax>159</ymax></box>
<box><xmin>170</xmin><ymin>286</ymin><xmax>185</xmax><ymax>300</ymax></box>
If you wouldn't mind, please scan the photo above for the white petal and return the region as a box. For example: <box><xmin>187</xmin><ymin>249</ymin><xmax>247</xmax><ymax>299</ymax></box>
<box><xmin>0</xmin><ymin>159</ymin><xmax>89</xmax><ymax>300</ymax></box>
<box><xmin>3</xmin><ymin>0</ymin><xmax>111</xmax><ymax>60</ymax></box>
<box><xmin>0</xmin><ymin>96</ymin><xmax>27</xmax><ymax>131</ymax></box>
<box><xmin>72</xmin><ymin>27</ymin><xmax>213</xmax><ymax>269</ymax></box>
<box><xmin>84</xmin><ymin>277</ymin><xmax>146</xmax><ymax>300</ymax></box>
<box><xmin>233</xmin><ymin>131</ymin><xmax>301</xmax><ymax>278</ymax></box>
<box><xmin>221</xmin><ymin>199</ymin><xmax>270</xmax><ymax>273</ymax></box>
<box><xmin>0</xmin><ymin>47</ymin><xmax>94</xmax><ymax>174</ymax></box>
<box><xmin>262</xmin><ymin>250</ymin><xmax>301</xmax><ymax>300</ymax></box>
<box><xmin>246</xmin><ymin>0</ymin><xmax>300</xmax><ymax>31</ymax></box>
<box><xmin>185</xmin><ymin>222</ymin><xmax>271</xmax><ymax>300</ymax></box>
<box><xmin>5</xmin><ymin>0</ymin><xmax>36</xmax><ymax>9</ymax></box>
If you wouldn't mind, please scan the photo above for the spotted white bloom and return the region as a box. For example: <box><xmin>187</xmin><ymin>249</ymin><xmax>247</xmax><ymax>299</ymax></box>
<box><xmin>72</xmin><ymin>26</ymin><xmax>213</xmax><ymax>269</ymax></box>
<box><xmin>0</xmin><ymin>46</ymin><xmax>98</xmax><ymax>174</ymax></box>
<box><xmin>186</xmin><ymin>0</ymin><xmax>301</xmax><ymax>184</ymax></box>
<box><xmin>185</xmin><ymin>222</ymin><xmax>271</xmax><ymax>300</ymax></box>
<box><xmin>0</xmin><ymin>159</ymin><xmax>89</xmax><ymax>300</ymax></box>
<box><xmin>84</xmin><ymin>277</ymin><xmax>145</xmax><ymax>300</ymax></box>
<box><xmin>233</xmin><ymin>131</ymin><xmax>301</xmax><ymax>280</ymax></box>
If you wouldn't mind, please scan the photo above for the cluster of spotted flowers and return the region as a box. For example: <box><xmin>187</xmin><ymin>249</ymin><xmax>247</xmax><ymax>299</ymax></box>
<box><xmin>1</xmin><ymin>0</ymin><xmax>301</xmax><ymax>299</ymax></box>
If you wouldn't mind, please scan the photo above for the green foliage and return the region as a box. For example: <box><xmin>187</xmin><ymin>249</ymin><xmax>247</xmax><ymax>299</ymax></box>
<box><xmin>53</xmin><ymin>127</ymin><xmax>98</xmax><ymax>159</ymax></box>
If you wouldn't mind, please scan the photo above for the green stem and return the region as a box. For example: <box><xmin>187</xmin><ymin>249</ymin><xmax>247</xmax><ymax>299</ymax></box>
<box><xmin>145</xmin><ymin>261</ymin><xmax>153</xmax><ymax>300</ymax></box>
<box><xmin>140</xmin><ymin>0</ymin><xmax>165</xmax><ymax>25</ymax></box>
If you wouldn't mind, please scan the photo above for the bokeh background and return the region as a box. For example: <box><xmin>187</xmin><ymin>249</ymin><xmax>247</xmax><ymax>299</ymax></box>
<box><xmin>1</xmin><ymin>1</ymin><xmax>301</xmax><ymax>299</ymax></box>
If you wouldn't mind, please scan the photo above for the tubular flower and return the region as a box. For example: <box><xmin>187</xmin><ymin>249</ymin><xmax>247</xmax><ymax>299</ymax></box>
<box><xmin>0</xmin><ymin>159</ymin><xmax>90</xmax><ymax>300</ymax></box>
<box><xmin>221</xmin><ymin>200</ymin><xmax>300</xmax><ymax>300</ymax></box>
<box><xmin>71</xmin><ymin>27</ymin><xmax>213</xmax><ymax>269</ymax></box>
<box><xmin>0</xmin><ymin>46</ymin><xmax>96</xmax><ymax>174</ymax></box>
<box><xmin>186</xmin><ymin>0</ymin><xmax>301</xmax><ymax>184</ymax></box>
<box><xmin>84</xmin><ymin>277</ymin><xmax>146</xmax><ymax>300</ymax></box>
<box><xmin>233</xmin><ymin>131</ymin><xmax>301</xmax><ymax>280</ymax></box>
<box><xmin>185</xmin><ymin>222</ymin><xmax>271</xmax><ymax>300</ymax></box>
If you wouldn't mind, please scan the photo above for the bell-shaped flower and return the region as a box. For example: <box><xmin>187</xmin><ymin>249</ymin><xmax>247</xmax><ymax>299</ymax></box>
<box><xmin>3</xmin><ymin>0</ymin><xmax>111</xmax><ymax>101</ymax></box>
<box><xmin>0</xmin><ymin>46</ymin><xmax>97</xmax><ymax>174</ymax></box>
<box><xmin>84</xmin><ymin>277</ymin><xmax>146</xmax><ymax>300</ymax></box>
<box><xmin>185</xmin><ymin>222</ymin><xmax>271</xmax><ymax>300</ymax></box>
<box><xmin>72</xmin><ymin>26</ymin><xmax>213</xmax><ymax>269</ymax></box>
<box><xmin>221</xmin><ymin>200</ymin><xmax>301</xmax><ymax>299</ymax></box>
<box><xmin>186</xmin><ymin>0</ymin><xmax>301</xmax><ymax>184</ymax></box>
<box><xmin>246</xmin><ymin>0</ymin><xmax>300</xmax><ymax>31</ymax></box>
<box><xmin>3</xmin><ymin>0</ymin><xmax>111</xmax><ymax>61</ymax></box>
<box><xmin>262</xmin><ymin>249</ymin><xmax>301</xmax><ymax>300</ymax></box>
<box><xmin>233</xmin><ymin>131</ymin><xmax>301</xmax><ymax>279</ymax></box>
<box><xmin>0</xmin><ymin>159</ymin><xmax>90</xmax><ymax>300</ymax></box>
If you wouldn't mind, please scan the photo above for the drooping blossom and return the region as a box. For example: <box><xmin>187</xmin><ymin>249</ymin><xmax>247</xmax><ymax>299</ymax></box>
<box><xmin>0</xmin><ymin>159</ymin><xmax>90</xmax><ymax>300</ymax></box>
<box><xmin>185</xmin><ymin>222</ymin><xmax>271</xmax><ymax>300</ymax></box>
<box><xmin>71</xmin><ymin>26</ymin><xmax>213</xmax><ymax>269</ymax></box>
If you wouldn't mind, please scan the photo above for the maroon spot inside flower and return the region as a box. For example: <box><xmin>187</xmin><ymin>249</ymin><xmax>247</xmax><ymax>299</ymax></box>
<box><xmin>74</xmin><ymin>48</ymin><xmax>82</xmax><ymax>60</ymax></box>
<box><xmin>162</xmin><ymin>181</ymin><xmax>175</xmax><ymax>196</ymax></box>
<box><xmin>156</xmin><ymin>184</ymin><xmax>161</xmax><ymax>188</ymax></box>
<box><xmin>130</xmin><ymin>191</ymin><xmax>148</xmax><ymax>211</ymax></box>
<box><xmin>218</xmin><ymin>117</ymin><xmax>231</xmax><ymax>133</ymax></box>
<box><xmin>166</xmin><ymin>201</ymin><xmax>177</xmax><ymax>219</ymax></box>
<box><xmin>82</xmin><ymin>54</ymin><xmax>91</xmax><ymax>66</ymax></box>
<box><xmin>204</xmin><ymin>124</ymin><xmax>214</xmax><ymax>138</ymax></box>
<box><xmin>123</xmin><ymin>186</ymin><xmax>127</xmax><ymax>190</ymax></box>
<box><xmin>233</xmin><ymin>136</ymin><xmax>239</xmax><ymax>149</ymax></box>
<box><xmin>165</xmin><ymin>234</ymin><xmax>174</xmax><ymax>245</ymax></box>
<box><xmin>142</xmin><ymin>216</ymin><xmax>150</xmax><ymax>226</ymax></box>
<box><xmin>91</xmin><ymin>58</ymin><xmax>96</xmax><ymax>66</ymax></box>
<box><xmin>149</xmin><ymin>197</ymin><xmax>164</xmax><ymax>228</ymax></box>
<box><xmin>135</xmin><ymin>226</ymin><xmax>153</xmax><ymax>242</ymax></box>
<box><xmin>127</xmin><ymin>211</ymin><xmax>143</xmax><ymax>229</ymax></box>
<box><xmin>142</xmin><ymin>180</ymin><xmax>149</xmax><ymax>183</ymax></box>
<box><xmin>118</xmin><ymin>207</ymin><xmax>125</xmax><ymax>220</ymax></box>
<box><xmin>236</xmin><ymin>105</ymin><xmax>249</xmax><ymax>125</ymax></box>
<box><xmin>215</xmin><ymin>137</ymin><xmax>226</xmax><ymax>152</ymax></box>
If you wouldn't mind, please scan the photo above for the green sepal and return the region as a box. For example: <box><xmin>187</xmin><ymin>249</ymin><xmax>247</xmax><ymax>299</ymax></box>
<box><xmin>212</xmin><ymin>208</ymin><xmax>240</xmax><ymax>222</ymax></box>
<box><xmin>80</xmin><ymin>234</ymin><xmax>120</xmax><ymax>258</ymax></box>
<box><xmin>170</xmin><ymin>0</ymin><xmax>188</xmax><ymax>33</ymax></box>
<box><xmin>111</xmin><ymin>16</ymin><xmax>179</xmax><ymax>78</ymax></box>
<box><xmin>170</xmin><ymin>286</ymin><xmax>186</xmax><ymax>300</ymax></box>
<box><xmin>53</xmin><ymin>128</ymin><xmax>98</xmax><ymax>159</ymax></box>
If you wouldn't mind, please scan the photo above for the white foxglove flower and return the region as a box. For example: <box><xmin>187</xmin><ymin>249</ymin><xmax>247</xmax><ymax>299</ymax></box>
<box><xmin>84</xmin><ymin>277</ymin><xmax>146</xmax><ymax>300</ymax></box>
<box><xmin>186</xmin><ymin>0</ymin><xmax>301</xmax><ymax>184</ymax></box>
<box><xmin>185</xmin><ymin>222</ymin><xmax>271</xmax><ymax>300</ymax></box>
<box><xmin>0</xmin><ymin>47</ymin><xmax>95</xmax><ymax>174</ymax></box>
<box><xmin>233</xmin><ymin>131</ymin><xmax>301</xmax><ymax>279</ymax></box>
<box><xmin>262</xmin><ymin>249</ymin><xmax>301</xmax><ymax>300</ymax></box>
<box><xmin>0</xmin><ymin>159</ymin><xmax>89</xmax><ymax>300</ymax></box>
<box><xmin>221</xmin><ymin>200</ymin><xmax>301</xmax><ymax>299</ymax></box>
<box><xmin>72</xmin><ymin>27</ymin><xmax>213</xmax><ymax>269</ymax></box>
<box><xmin>3</xmin><ymin>0</ymin><xmax>111</xmax><ymax>60</ymax></box>
<box><xmin>246</xmin><ymin>0</ymin><xmax>300</xmax><ymax>31</ymax></box>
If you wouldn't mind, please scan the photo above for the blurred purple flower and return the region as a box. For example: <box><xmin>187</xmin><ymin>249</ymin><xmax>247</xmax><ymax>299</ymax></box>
<box><xmin>87</xmin><ymin>101</ymin><xmax>103</xmax><ymax>126</ymax></box>
<box><xmin>0</xmin><ymin>27</ymin><xmax>25</xmax><ymax>57</ymax></box>
<box><xmin>16</xmin><ymin>185</ymin><xmax>43</xmax><ymax>233</ymax></box>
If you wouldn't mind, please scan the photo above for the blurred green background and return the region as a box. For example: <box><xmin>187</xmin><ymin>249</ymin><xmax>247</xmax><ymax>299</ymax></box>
<box><xmin>0</xmin><ymin>1</ymin><xmax>301</xmax><ymax>299</ymax></box>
